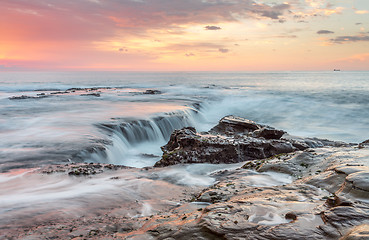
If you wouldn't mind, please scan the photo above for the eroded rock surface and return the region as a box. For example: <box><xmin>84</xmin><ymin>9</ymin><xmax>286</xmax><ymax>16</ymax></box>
<box><xmin>154</xmin><ymin>116</ymin><xmax>347</xmax><ymax>167</ymax></box>
<box><xmin>3</xmin><ymin>116</ymin><xmax>369</xmax><ymax>240</ymax></box>
<box><xmin>121</xmin><ymin>148</ymin><xmax>369</xmax><ymax>240</ymax></box>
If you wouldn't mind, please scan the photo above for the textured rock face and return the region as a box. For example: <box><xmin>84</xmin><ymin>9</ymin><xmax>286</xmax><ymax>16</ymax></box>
<box><xmin>210</xmin><ymin>115</ymin><xmax>285</xmax><ymax>139</ymax></box>
<box><xmin>342</xmin><ymin>224</ymin><xmax>369</xmax><ymax>240</ymax></box>
<box><xmin>4</xmin><ymin>117</ymin><xmax>369</xmax><ymax>240</ymax></box>
<box><xmin>154</xmin><ymin>126</ymin><xmax>295</xmax><ymax>167</ymax></box>
<box><xmin>121</xmin><ymin>148</ymin><xmax>369</xmax><ymax>240</ymax></box>
<box><xmin>154</xmin><ymin>116</ymin><xmax>344</xmax><ymax>167</ymax></box>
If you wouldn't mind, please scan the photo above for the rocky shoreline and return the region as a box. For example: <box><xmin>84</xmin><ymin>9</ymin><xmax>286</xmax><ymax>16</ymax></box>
<box><xmin>2</xmin><ymin>116</ymin><xmax>369</xmax><ymax>239</ymax></box>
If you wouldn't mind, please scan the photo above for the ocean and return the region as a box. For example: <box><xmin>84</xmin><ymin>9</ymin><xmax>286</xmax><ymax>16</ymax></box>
<box><xmin>1</xmin><ymin>71</ymin><xmax>368</xmax><ymax>172</ymax></box>
<box><xmin>1</xmin><ymin>71</ymin><xmax>369</xmax><ymax>234</ymax></box>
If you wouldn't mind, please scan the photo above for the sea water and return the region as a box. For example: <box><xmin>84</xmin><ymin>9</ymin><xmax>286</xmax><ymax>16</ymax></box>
<box><xmin>1</xmin><ymin>71</ymin><xmax>368</xmax><ymax>233</ymax></box>
<box><xmin>1</xmin><ymin>71</ymin><xmax>368</xmax><ymax>171</ymax></box>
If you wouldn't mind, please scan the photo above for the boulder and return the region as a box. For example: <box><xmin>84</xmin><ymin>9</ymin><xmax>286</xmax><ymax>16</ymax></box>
<box><xmin>154</xmin><ymin>126</ymin><xmax>296</xmax><ymax>167</ymax></box>
<box><xmin>155</xmin><ymin>116</ymin><xmax>345</xmax><ymax>167</ymax></box>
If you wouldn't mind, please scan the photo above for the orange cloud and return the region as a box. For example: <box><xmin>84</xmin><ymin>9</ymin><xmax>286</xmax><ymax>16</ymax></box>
<box><xmin>0</xmin><ymin>0</ymin><xmax>367</xmax><ymax>71</ymax></box>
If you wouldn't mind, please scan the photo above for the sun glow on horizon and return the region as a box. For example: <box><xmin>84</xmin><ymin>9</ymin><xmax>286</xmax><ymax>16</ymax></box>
<box><xmin>0</xmin><ymin>0</ymin><xmax>369</xmax><ymax>71</ymax></box>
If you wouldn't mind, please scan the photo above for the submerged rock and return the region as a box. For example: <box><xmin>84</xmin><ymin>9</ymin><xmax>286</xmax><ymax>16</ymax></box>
<box><xmin>143</xmin><ymin>89</ymin><xmax>162</xmax><ymax>95</ymax></box>
<box><xmin>40</xmin><ymin>162</ymin><xmax>129</xmax><ymax>176</ymax></box>
<box><xmin>9</xmin><ymin>95</ymin><xmax>48</xmax><ymax>100</ymax></box>
<box><xmin>80</xmin><ymin>93</ymin><xmax>101</xmax><ymax>97</ymax></box>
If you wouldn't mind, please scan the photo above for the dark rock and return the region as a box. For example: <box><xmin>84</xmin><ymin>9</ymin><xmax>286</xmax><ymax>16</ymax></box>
<box><xmin>210</xmin><ymin>115</ymin><xmax>261</xmax><ymax>135</ymax></box>
<box><xmin>80</xmin><ymin>93</ymin><xmax>101</xmax><ymax>97</ymax></box>
<box><xmin>155</xmin><ymin>117</ymin><xmax>299</xmax><ymax>167</ymax></box>
<box><xmin>34</xmin><ymin>88</ymin><xmax>61</xmax><ymax>91</ymax></box>
<box><xmin>143</xmin><ymin>89</ymin><xmax>162</xmax><ymax>95</ymax></box>
<box><xmin>49</xmin><ymin>91</ymin><xmax>68</xmax><ymax>95</ymax></box>
<box><xmin>155</xmin><ymin>116</ymin><xmax>350</xmax><ymax>168</ymax></box>
<box><xmin>252</xmin><ymin>127</ymin><xmax>286</xmax><ymax>140</ymax></box>
<box><xmin>285</xmin><ymin>212</ymin><xmax>297</xmax><ymax>220</ymax></box>
<box><xmin>39</xmin><ymin>163</ymin><xmax>128</xmax><ymax>176</ymax></box>
<box><xmin>289</xmin><ymin>140</ymin><xmax>310</xmax><ymax>151</ymax></box>
<box><xmin>154</xmin><ymin>126</ymin><xmax>296</xmax><ymax>167</ymax></box>
<box><xmin>211</xmin><ymin>116</ymin><xmax>285</xmax><ymax>139</ymax></box>
<box><xmin>358</xmin><ymin>139</ymin><xmax>369</xmax><ymax>149</ymax></box>
<box><xmin>326</xmin><ymin>196</ymin><xmax>353</xmax><ymax>208</ymax></box>
<box><xmin>9</xmin><ymin>95</ymin><xmax>48</xmax><ymax>100</ymax></box>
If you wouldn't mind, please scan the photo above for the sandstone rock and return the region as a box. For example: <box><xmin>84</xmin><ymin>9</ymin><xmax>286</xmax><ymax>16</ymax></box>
<box><xmin>346</xmin><ymin>171</ymin><xmax>369</xmax><ymax>192</ymax></box>
<box><xmin>342</xmin><ymin>224</ymin><xmax>369</xmax><ymax>240</ymax></box>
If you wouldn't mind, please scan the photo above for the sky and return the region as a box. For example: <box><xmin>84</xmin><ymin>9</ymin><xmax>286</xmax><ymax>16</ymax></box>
<box><xmin>0</xmin><ymin>0</ymin><xmax>369</xmax><ymax>71</ymax></box>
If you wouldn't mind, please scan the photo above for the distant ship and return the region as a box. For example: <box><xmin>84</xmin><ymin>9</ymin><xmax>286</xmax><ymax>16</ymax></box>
<box><xmin>333</xmin><ymin>69</ymin><xmax>341</xmax><ymax>71</ymax></box>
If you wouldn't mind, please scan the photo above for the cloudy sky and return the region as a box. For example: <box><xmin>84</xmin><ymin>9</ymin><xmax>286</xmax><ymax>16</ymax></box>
<box><xmin>1</xmin><ymin>0</ymin><xmax>368</xmax><ymax>71</ymax></box>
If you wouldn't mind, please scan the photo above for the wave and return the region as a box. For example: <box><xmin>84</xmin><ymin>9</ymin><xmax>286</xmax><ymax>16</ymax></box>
<box><xmin>76</xmin><ymin>106</ymin><xmax>204</xmax><ymax>168</ymax></box>
<box><xmin>74</xmin><ymin>89</ymin><xmax>369</xmax><ymax>168</ymax></box>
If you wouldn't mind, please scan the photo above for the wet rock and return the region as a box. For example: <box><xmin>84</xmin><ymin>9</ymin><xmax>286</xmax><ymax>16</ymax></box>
<box><xmin>40</xmin><ymin>162</ymin><xmax>128</xmax><ymax>176</ymax></box>
<box><xmin>80</xmin><ymin>93</ymin><xmax>101</xmax><ymax>97</ymax></box>
<box><xmin>7</xmin><ymin>116</ymin><xmax>369</xmax><ymax>240</ymax></box>
<box><xmin>358</xmin><ymin>139</ymin><xmax>369</xmax><ymax>149</ymax></box>
<box><xmin>155</xmin><ymin>117</ymin><xmax>297</xmax><ymax>167</ymax></box>
<box><xmin>283</xmin><ymin>135</ymin><xmax>350</xmax><ymax>150</ymax></box>
<box><xmin>252</xmin><ymin>126</ymin><xmax>286</xmax><ymax>140</ymax></box>
<box><xmin>285</xmin><ymin>212</ymin><xmax>297</xmax><ymax>220</ymax></box>
<box><xmin>325</xmin><ymin>196</ymin><xmax>353</xmax><ymax>208</ymax></box>
<box><xmin>342</xmin><ymin>224</ymin><xmax>369</xmax><ymax>240</ymax></box>
<box><xmin>210</xmin><ymin>115</ymin><xmax>261</xmax><ymax>134</ymax></box>
<box><xmin>143</xmin><ymin>89</ymin><xmax>162</xmax><ymax>94</ymax></box>
<box><xmin>155</xmin><ymin>116</ymin><xmax>350</xmax><ymax>168</ymax></box>
<box><xmin>211</xmin><ymin>116</ymin><xmax>286</xmax><ymax>140</ymax></box>
<box><xmin>321</xmin><ymin>205</ymin><xmax>369</xmax><ymax>228</ymax></box>
<box><xmin>346</xmin><ymin>171</ymin><xmax>369</xmax><ymax>192</ymax></box>
<box><xmin>50</xmin><ymin>91</ymin><xmax>68</xmax><ymax>95</ymax></box>
<box><xmin>9</xmin><ymin>95</ymin><xmax>48</xmax><ymax>100</ymax></box>
<box><xmin>154</xmin><ymin>129</ymin><xmax>296</xmax><ymax>167</ymax></box>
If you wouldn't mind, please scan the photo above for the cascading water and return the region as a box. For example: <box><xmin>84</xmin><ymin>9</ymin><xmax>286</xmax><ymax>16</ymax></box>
<box><xmin>81</xmin><ymin>107</ymin><xmax>205</xmax><ymax>167</ymax></box>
